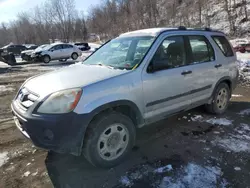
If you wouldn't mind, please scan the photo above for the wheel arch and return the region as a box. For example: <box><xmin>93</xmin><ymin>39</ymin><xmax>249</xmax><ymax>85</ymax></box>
<box><xmin>87</xmin><ymin>100</ymin><xmax>144</xmax><ymax>128</ymax></box>
<box><xmin>209</xmin><ymin>76</ymin><xmax>232</xmax><ymax>104</ymax></box>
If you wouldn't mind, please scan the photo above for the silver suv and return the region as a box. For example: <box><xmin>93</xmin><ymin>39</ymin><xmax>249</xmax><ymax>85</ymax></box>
<box><xmin>11</xmin><ymin>27</ymin><xmax>238</xmax><ymax>168</ymax></box>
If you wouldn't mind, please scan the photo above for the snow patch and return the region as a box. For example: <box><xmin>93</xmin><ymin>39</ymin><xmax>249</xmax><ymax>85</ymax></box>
<box><xmin>0</xmin><ymin>85</ymin><xmax>14</xmax><ymax>93</ymax></box>
<box><xmin>159</xmin><ymin>163</ymin><xmax>226</xmax><ymax>188</ymax></box>
<box><xmin>191</xmin><ymin>115</ymin><xmax>203</xmax><ymax>121</ymax></box>
<box><xmin>234</xmin><ymin>167</ymin><xmax>241</xmax><ymax>171</ymax></box>
<box><xmin>205</xmin><ymin>118</ymin><xmax>233</xmax><ymax>126</ymax></box>
<box><xmin>239</xmin><ymin>109</ymin><xmax>250</xmax><ymax>116</ymax></box>
<box><xmin>23</xmin><ymin>171</ymin><xmax>31</xmax><ymax>177</ymax></box>
<box><xmin>232</xmin><ymin>94</ymin><xmax>243</xmax><ymax>97</ymax></box>
<box><xmin>32</xmin><ymin>171</ymin><xmax>38</xmax><ymax>176</ymax></box>
<box><xmin>241</xmin><ymin>123</ymin><xmax>250</xmax><ymax>131</ymax></box>
<box><xmin>0</xmin><ymin>152</ymin><xmax>9</xmax><ymax>167</ymax></box>
<box><xmin>215</xmin><ymin>138</ymin><xmax>250</xmax><ymax>153</ymax></box>
<box><xmin>213</xmin><ymin>123</ymin><xmax>250</xmax><ymax>153</ymax></box>
<box><xmin>120</xmin><ymin>176</ymin><xmax>133</xmax><ymax>187</ymax></box>
<box><xmin>154</xmin><ymin>164</ymin><xmax>173</xmax><ymax>173</ymax></box>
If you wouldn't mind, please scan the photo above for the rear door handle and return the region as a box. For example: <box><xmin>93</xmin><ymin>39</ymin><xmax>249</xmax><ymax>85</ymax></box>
<box><xmin>215</xmin><ymin>64</ymin><xmax>222</xmax><ymax>68</ymax></box>
<box><xmin>181</xmin><ymin>70</ymin><xmax>192</xmax><ymax>75</ymax></box>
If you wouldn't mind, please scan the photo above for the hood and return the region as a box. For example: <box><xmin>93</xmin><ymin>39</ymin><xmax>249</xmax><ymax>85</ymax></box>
<box><xmin>24</xmin><ymin>64</ymin><xmax>130</xmax><ymax>98</ymax></box>
<box><xmin>21</xmin><ymin>49</ymin><xmax>34</xmax><ymax>54</ymax></box>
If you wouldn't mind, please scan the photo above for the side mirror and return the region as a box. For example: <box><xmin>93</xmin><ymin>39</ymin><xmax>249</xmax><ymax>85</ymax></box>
<box><xmin>147</xmin><ymin>63</ymin><xmax>155</xmax><ymax>73</ymax></box>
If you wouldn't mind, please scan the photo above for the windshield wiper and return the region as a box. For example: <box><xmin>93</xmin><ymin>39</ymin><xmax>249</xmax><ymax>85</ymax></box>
<box><xmin>89</xmin><ymin>63</ymin><xmax>114</xmax><ymax>69</ymax></box>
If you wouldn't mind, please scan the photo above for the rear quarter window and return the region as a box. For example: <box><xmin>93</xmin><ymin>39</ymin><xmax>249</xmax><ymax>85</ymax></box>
<box><xmin>212</xmin><ymin>36</ymin><xmax>234</xmax><ymax>57</ymax></box>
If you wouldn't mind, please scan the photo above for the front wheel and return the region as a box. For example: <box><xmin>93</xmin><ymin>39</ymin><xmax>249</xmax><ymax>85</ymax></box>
<box><xmin>205</xmin><ymin>83</ymin><xmax>230</xmax><ymax>114</ymax></box>
<box><xmin>43</xmin><ymin>55</ymin><xmax>51</xmax><ymax>64</ymax></box>
<box><xmin>82</xmin><ymin>112</ymin><xmax>136</xmax><ymax>168</ymax></box>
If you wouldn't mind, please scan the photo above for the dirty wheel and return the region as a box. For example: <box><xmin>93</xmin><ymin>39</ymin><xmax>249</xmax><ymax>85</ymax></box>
<box><xmin>83</xmin><ymin>112</ymin><xmax>136</xmax><ymax>168</ymax></box>
<box><xmin>205</xmin><ymin>82</ymin><xmax>230</xmax><ymax>114</ymax></box>
<box><xmin>43</xmin><ymin>55</ymin><xmax>51</xmax><ymax>64</ymax></box>
<box><xmin>71</xmin><ymin>53</ymin><xmax>78</xmax><ymax>60</ymax></box>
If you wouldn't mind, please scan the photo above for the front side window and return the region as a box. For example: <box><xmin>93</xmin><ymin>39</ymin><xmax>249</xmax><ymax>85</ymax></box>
<box><xmin>212</xmin><ymin>36</ymin><xmax>234</xmax><ymax>57</ymax></box>
<box><xmin>83</xmin><ymin>36</ymin><xmax>155</xmax><ymax>70</ymax></box>
<box><xmin>189</xmin><ymin>36</ymin><xmax>215</xmax><ymax>64</ymax></box>
<box><xmin>51</xmin><ymin>45</ymin><xmax>62</xmax><ymax>51</ymax></box>
<box><xmin>150</xmin><ymin>36</ymin><xmax>186</xmax><ymax>71</ymax></box>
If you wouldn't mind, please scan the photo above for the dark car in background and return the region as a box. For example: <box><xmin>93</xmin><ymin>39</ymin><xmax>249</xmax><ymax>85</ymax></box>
<box><xmin>233</xmin><ymin>43</ymin><xmax>250</xmax><ymax>53</ymax></box>
<box><xmin>1</xmin><ymin>44</ymin><xmax>27</xmax><ymax>55</ymax></box>
<box><xmin>74</xmin><ymin>42</ymin><xmax>91</xmax><ymax>51</ymax></box>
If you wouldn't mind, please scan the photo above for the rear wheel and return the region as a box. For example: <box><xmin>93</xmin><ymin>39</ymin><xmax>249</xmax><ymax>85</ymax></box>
<box><xmin>82</xmin><ymin>112</ymin><xmax>136</xmax><ymax>168</ymax></box>
<box><xmin>205</xmin><ymin>82</ymin><xmax>230</xmax><ymax>114</ymax></box>
<box><xmin>71</xmin><ymin>53</ymin><xmax>78</xmax><ymax>60</ymax></box>
<box><xmin>43</xmin><ymin>55</ymin><xmax>51</xmax><ymax>64</ymax></box>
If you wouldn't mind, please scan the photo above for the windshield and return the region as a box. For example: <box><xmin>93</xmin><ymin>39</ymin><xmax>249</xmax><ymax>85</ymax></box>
<box><xmin>83</xmin><ymin>36</ymin><xmax>155</xmax><ymax>69</ymax></box>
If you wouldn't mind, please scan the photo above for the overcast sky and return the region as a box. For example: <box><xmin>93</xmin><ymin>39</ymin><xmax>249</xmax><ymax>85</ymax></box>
<box><xmin>0</xmin><ymin>0</ymin><xmax>100</xmax><ymax>23</ymax></box>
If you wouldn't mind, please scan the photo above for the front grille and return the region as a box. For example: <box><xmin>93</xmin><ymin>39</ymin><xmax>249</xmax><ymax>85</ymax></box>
<box><xmin>16</xmin><ymin>88</ymin><xmax>39</xmax><ymax>110</ymax></box>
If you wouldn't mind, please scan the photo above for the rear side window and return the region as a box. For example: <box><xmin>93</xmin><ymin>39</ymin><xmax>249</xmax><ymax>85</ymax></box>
<box><xmin>188</xmin><ymin>36</ymin><xmax>215</xmax><ymax>64</ymax></box>
<box><xmin>212</xmin><ymin>36</ymin><xmax>234</xmax><ymax>57</ymax></box>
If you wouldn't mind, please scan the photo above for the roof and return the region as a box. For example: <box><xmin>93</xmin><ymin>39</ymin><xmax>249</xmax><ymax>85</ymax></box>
<box><xmin>120</xmin><ymin>28</ymin><xmax>173</xmax><ymax>37</ymax></box>
<box><xmin>120</xmin><ymin>27</ymin><xmax>224</xmax><ymax>37</ymax></box>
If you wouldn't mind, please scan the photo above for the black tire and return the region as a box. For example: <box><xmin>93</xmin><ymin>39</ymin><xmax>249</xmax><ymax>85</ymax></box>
<box><xmin>7</xmin><ymin>53</ymin><xmax>16</xmax><ymax>66</ymax></box>
<box><xmin>71</xmin><ymin>53</ymin><xmax>78</xmax><ymax>60</ymax></box>
<box><xmin>82</xmin><ymin>111</ymin><xmax>136</xmax><ymax>168</ymax></box>
<box><xmin>43</xmin><ymin>55</ymin><xmax>51</xmax><ymax>64</ymax></box>
<box><xmin>205</xmin><ymin>82</ymin><xmax>230</xmax><ymax>114</ymax></box>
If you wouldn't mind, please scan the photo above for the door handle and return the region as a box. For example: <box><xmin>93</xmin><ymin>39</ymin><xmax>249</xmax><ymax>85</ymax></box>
<box><xmin>181</xmin><ymin>70</ymin><xmax>192</xmax><ymax>75</ymax></box>
<box><xmin>215</xmin><ymin>64</ymin><xmax>222</xmax><ymax>68</ymax></box>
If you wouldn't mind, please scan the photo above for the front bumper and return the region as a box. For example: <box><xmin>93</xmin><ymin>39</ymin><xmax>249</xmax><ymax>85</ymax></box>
<box><xmin>21</xmin><ymin>54</ymin><xmax>32</xmax><ymax>61</ymax></box>
<box><xmin>31</xmin><ymin>53</ymin><xmax>43</xmax><ymax>62</ymax></box>
<box><xmin>11</xmin><ymin>102</ymin><xmax>91</xmax><ymax>156</ymax></box>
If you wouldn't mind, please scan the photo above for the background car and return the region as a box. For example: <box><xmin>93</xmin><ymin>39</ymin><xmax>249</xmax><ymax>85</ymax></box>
<box><xmin>233</xmin><ymin>44</ymin><xmax>246</xmax><ymax>53</ymax></box>
<box><xmin>21</xmin><ymin>44</ymin><xmax>48</xmax><ymax>61</ymax></box>
<box><xmin>74</xmin><ymin>42</ymin><xmax>91</xmax><ymax>51</ymax></box>
<box><xmin>31</xmin><ymin>43</ymin><xmax>82</xmax><ymax>63</ymax></box>
<box><xmin>1</xmin><ymin>44</ymin><xmax>27</xmax><ymax>55</ymax></box>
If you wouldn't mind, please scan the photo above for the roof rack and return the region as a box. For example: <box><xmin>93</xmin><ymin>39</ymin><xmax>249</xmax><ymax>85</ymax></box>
<box><xmin>177</xmin><ymin>26</ymin><xmax>224</xmax><ymax>33</ymax></box>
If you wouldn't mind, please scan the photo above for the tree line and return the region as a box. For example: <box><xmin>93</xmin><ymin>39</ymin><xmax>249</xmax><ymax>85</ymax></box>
<box><xmin>0</xmin><ymin>0</ymin><xmax>249</xmax><ymax>47</ymax></box>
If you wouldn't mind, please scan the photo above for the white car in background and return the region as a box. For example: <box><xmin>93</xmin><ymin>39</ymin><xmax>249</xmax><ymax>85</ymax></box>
<box><xmin>31</xmin><ymin>43</ymin><xmax>82</xmax><ymax>63</ymax></box>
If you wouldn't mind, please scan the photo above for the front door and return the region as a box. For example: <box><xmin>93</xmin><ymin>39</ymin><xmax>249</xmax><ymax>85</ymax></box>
<box><xmin>142</xmin><ymin>35</ymin><xmax>193</xmax><ymax>123</ymax></box>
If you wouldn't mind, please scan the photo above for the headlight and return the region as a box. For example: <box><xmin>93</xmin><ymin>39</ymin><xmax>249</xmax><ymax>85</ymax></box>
<box><xmin>37</xmin><ymin>88</ymin><xmax>82</xmax><ymax>114</ymax></box>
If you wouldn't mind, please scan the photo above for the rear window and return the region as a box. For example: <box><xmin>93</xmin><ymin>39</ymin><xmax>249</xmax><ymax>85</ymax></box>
<box><xmin>212</xmin><ymin>36</ymin><xmax>234</xmax><ymax>57</ymax></box>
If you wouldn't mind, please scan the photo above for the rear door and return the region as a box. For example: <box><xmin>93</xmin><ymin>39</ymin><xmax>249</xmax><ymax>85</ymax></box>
<box><xmin>142</xmin><ymin>35</ymin><xmax>193</xmax><ymax>123</ymax></box>
<box><xmin>63</xmin><ymin>44</ymin><xmax>74</xmax><ymax>58</ymax></box>
<box><xmin>185</xmin><ymin>35</ymin><xmax>217</xmax><ymax>105</ymax></box>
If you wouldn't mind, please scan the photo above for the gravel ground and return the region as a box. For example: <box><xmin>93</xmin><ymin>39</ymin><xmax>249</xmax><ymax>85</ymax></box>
<box><xmin>0</xmin><ymin>58</ymin><xmax>250</xmax><ymax>188</ymax></box>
